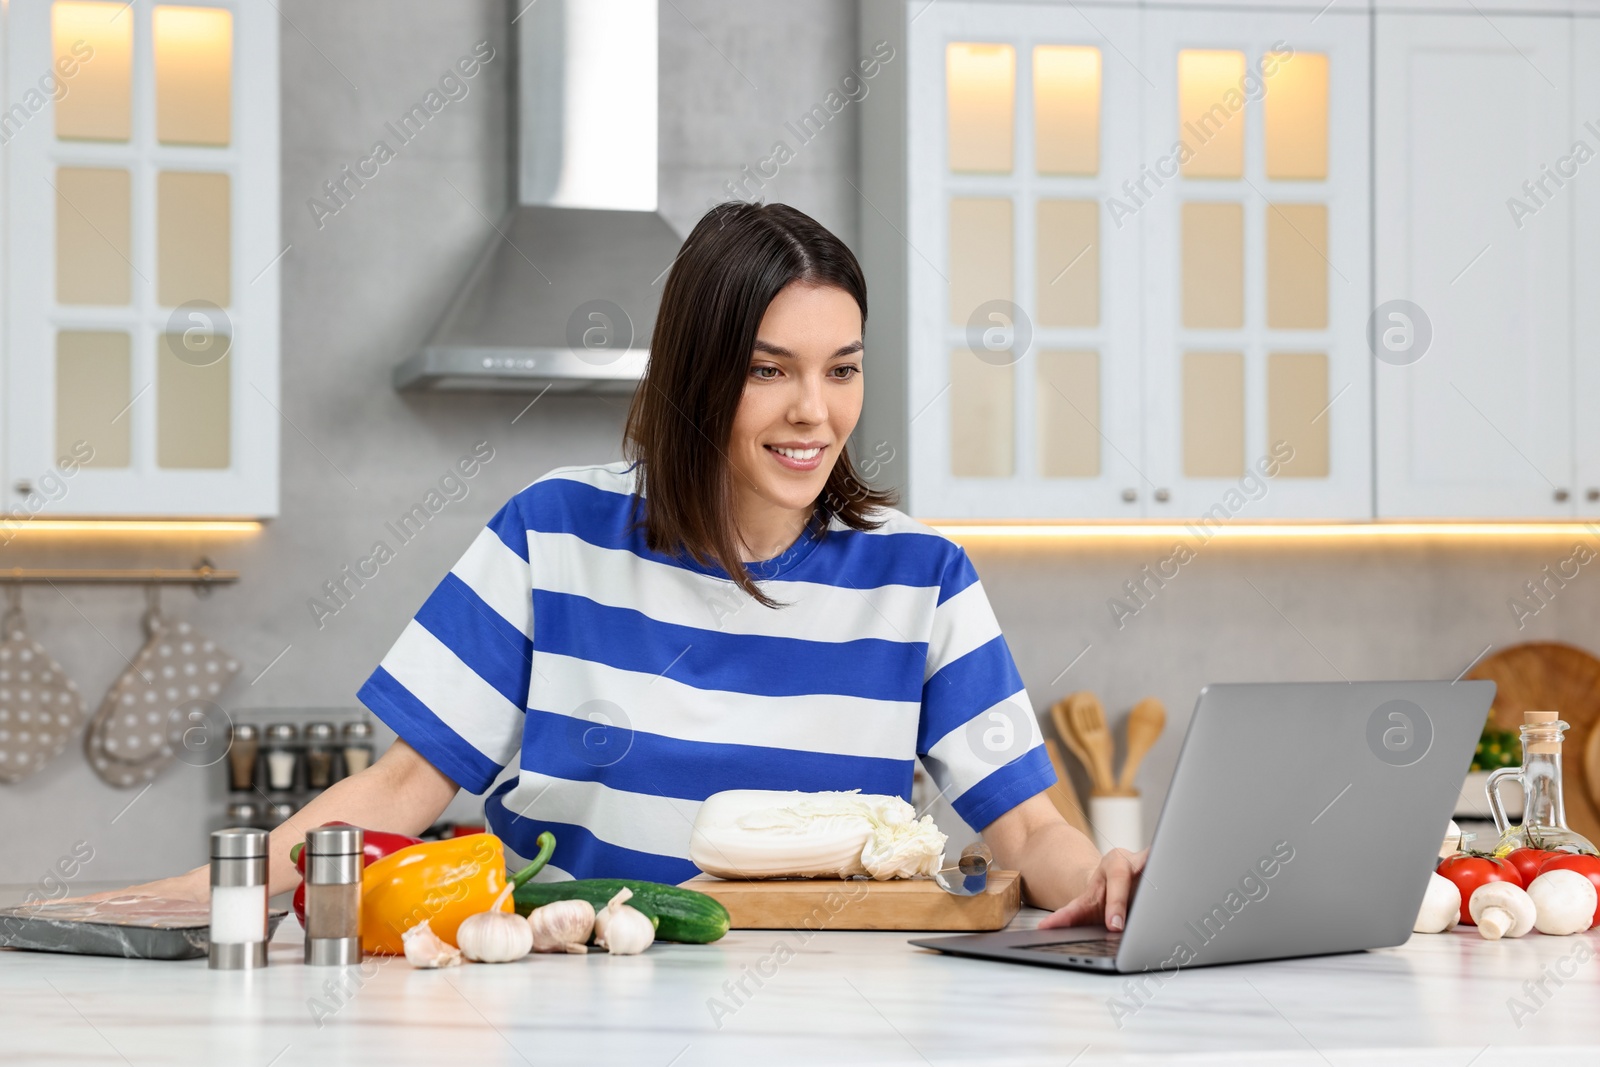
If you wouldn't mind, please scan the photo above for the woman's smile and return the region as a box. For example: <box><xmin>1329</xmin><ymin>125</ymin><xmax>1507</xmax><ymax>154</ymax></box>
<box><xmin>765</xmin><ymin>441</ymin><xmax>828</xmax><ymax>472</ymax></box>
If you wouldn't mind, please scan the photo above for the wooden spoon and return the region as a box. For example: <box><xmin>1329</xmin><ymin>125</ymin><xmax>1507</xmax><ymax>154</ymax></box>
<box><xmin>1066</xmin><ymin>691</ymin><xmax>1118</xmax><ymax>796</ymax></box>
<box><xmin>1117</xmin><ymin>697</ymin><xmax>1167</xmax><ymax>793</ymax></box>
<box><xmin>1050</xmin><ymin>695</ymin><xmax>1102</xmax><ymax>794</ymax></box>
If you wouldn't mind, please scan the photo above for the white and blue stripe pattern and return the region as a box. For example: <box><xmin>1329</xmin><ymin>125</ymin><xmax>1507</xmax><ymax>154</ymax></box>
<box><xmin>358</xmin><ymin>462</ymin><xmax>1054</xmax><ymax>883</ymax></box>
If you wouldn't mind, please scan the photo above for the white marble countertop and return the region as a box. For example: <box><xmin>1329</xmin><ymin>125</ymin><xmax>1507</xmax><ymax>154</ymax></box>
<box><xmin>4</xmin><ymin>895</ymin><xmax>1600</xmax><ymax>1066</ymax></box>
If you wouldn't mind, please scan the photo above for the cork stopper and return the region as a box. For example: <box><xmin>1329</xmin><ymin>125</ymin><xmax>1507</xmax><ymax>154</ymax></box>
<box><xmin>1524</xmin><ymin>710</ymin><xmax>1563</xmax><ymax>754</ymax></box>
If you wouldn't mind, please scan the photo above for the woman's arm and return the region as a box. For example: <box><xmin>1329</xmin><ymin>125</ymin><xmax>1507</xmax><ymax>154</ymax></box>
<box><xmin>102</xmin><ymin>738</ymin><xmax>460</xmax><ymax>902</ymax></box>
<box><xmin>983</xmin><ymin>792</ymin><xmax>1147</xmax><ymax>929</ymax></box>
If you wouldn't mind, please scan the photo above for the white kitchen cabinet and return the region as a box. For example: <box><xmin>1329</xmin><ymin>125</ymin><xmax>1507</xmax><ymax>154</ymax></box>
<box><xmin>2</xmin><ymin>0</ymin><xmax>280</xmax><ymax>518</ymax></box>
<box><xmin>860</xmin><ymin>0</ymin><xmax>1370</xmax><ymax>521</ymax></box>
<box><xmin>1575</xmin><ymin>13</ymin><xmax>1600</xmax><ymax>518</ymax></box>
<box><xmin>1139</xmin><ymin>6</ymin><xmax>1371</xmax><ymax>521</ymax></box>
<box><xmin>1373</xmin><ymin>10</ymin><xmax>1576</xmax><ymax>519</ymax></box>
<box><xmin>861</xmin><ymin>0</ymin><xmax>1145</xmax><ymax>520</ymax></box>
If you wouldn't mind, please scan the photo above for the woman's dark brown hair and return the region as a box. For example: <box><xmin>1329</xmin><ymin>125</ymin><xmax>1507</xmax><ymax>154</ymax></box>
<box><xmin>624</xmin><ymin>201</ymin><xmax>896</xmax><ymax>607</ymax></box>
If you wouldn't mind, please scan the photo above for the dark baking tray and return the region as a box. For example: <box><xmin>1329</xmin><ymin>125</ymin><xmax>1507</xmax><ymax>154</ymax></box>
<box><xmin>0</xmin><ymin>898</ymin><xmax>289</xmax><ymax>961</ymax></box>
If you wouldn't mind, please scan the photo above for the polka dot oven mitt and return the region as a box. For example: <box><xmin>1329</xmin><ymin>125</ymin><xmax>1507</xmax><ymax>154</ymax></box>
<box><xmin>0</xmin><ymin>606</ymin><xmax>87</xmax><ymax>784</ymax></box>
<box><xmin>85</xmin><ymin>615</ymin><xmax>240</xmax><ymax>788</ymax></box>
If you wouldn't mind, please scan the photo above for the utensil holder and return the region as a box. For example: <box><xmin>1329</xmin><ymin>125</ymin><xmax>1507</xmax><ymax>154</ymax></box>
<box><xmin>1089</xmin><ymin>794</ymin><xmax>1143</xmax><ymax>855</ymax></box>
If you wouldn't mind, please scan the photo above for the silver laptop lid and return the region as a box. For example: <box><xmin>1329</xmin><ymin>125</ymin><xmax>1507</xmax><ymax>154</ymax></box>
<box><xmin>1115</xmin><ymin>680</ymin><xmax>1494</xmax><ymax>974</ymax></box>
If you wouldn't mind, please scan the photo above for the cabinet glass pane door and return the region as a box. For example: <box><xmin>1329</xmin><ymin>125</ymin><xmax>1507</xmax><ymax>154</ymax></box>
<box><xmin>153</xmin><ymin>5</ymin><xmax>232</xmax><ymax>146</ymax></box>
<box><xmin>51</xmin><ymin>2</ymin><xmax>233</xmax><ymax>476</ymax></box>
<box><xmin>6</xmin><ymin>0</ymin><xmax>275</xmax><ymax>517</ymax></box>
<box><xmin>56</xmin><ymin>331</ymin><xmax>131</xmax><ymax>466</ymax></box>
<box><xmin>52</xmin><ymin>1</ymin><xmax>132</xmax><ymax>141</ymax></box>
<box><xmin>947</xmin><ymin>43</ymin><xmax>1014</xmax><ymax>173</ymax></box>
<box><xmin>923</xmin><ymin>12</ymin><xmax>1137</xmax><ymax>518</ymax></box>
<box><xmin>1178</xmin><ymin>50</ymin><xmax>1245</xmax><ymax>178</ymax></box>
<box><xmin>55</xmin><ymin>166</ymin><xmax>131</xmax><ymax>304</ymax></box>
<box><xmin>1034</xmin><ymin>46</ymin><xmax>1098</xmax><ymax>176</ymax></box>
<box><xmin>1144</xmin><ymin>9</ymin><xmax>1369</xmax><ymax>519</ymax></box>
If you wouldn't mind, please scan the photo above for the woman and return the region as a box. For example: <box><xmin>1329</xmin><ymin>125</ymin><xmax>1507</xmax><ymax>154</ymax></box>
<box><xmin>126</xmin><ymin>203</ymin><xmax>1141</xmax><ymax>931</ymax></box>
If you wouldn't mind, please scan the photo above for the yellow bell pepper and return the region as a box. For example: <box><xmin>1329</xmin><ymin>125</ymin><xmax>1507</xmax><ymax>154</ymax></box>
<box><xmin>360</xmin><ymin>833</ymin><xmax>511</xmax><ymax>955</ymax></box>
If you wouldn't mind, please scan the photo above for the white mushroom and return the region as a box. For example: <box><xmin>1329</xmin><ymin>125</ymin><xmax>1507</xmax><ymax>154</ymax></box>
<box><xmin>1526</xmin><ymin>869</ymin><xmax>1598</xmax><ymax>936</ymax></box>
<box><xmin>1413</xmin><ymin>872</ymin><xmax>1462</xmax><ymax>934</ymax></box>
<box><xmin>1468</xmin><ymin>882</ymin><xmax>1537</xmax><ymax>940</ymax></box>
<box><xmin>1440</xmin><ymin>820</ymin><xmax>1462</xmax><ymax>859</ymax></box>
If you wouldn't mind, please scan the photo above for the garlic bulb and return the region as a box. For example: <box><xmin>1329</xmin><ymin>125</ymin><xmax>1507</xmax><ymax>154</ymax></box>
<box><xmin>689</xmin><ymin>789</ymin><xmax>947</xmax><ymax>880</ymax></box>
<box><xmin>401</xmin><ymin>919</ymin><xmax>461</xmax><ymax>969</ymax></box>
<box><xmin>593</xmin><ymin>887</ymin><xmax>654</xmax><ymax>955</ymax></box>
<box><xmin>527</xmin><ymin>898</ymin><xmax>595</xmax><ymax>953</ymax></box>
<box><xmin>456</xmin><ymin>884</ymin><xmax>534</xmax><ymax>963</ymax></box>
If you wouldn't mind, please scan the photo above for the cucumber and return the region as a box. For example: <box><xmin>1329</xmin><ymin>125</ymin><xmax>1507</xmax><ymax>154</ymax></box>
<box><xmin>514</xmin><ymin>879</ymin><xmax>730</xmax><ymax>944</ymax></box>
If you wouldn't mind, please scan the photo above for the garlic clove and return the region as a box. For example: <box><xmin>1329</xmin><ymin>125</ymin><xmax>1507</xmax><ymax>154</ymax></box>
<box><xmin>594</xmin><ymin>887</ymin><xmax>655</xmax><ymax>955</ymax></box>
<box><xmin>457</xmin><ymin>908</ymin><xmax>534</xmax><ymax>963</ymax></box>
<box><xmin>527</xmin><ymin>898</ymin><xmax>596</xmax><ymax>953</ymax></box>
<box><xmin>402</xmin><ymin>919</ymin><xmax>462</xmax><ymax>969</ymax></box>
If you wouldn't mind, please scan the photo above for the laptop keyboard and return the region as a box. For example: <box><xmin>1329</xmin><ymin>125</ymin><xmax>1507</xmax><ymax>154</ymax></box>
<box><xmin>1021</xmin><ymin>938</ymin><xmax>1122</xmax><ymax>958</ymax></box>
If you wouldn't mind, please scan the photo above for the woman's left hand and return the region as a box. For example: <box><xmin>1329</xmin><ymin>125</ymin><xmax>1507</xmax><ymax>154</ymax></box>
<box><xmin>1036</xmin><ymin>847</ymin><xmax>1148</xmax><ymax>930</ymax></box>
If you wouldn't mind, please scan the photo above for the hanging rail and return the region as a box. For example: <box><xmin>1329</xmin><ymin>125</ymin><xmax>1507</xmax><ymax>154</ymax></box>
<box><xmin>0</xmin><ymin>560</ymin><xmax>237</xmax><ymax>585</ymax></box>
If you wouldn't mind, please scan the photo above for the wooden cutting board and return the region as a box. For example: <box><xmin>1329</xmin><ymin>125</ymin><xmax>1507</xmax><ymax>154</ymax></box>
<box><xmin>1465</xmin><ymin>641</ymin><xmax>1600</xmax><ymax>846</ymax></box>
<box><xmin>680</xmin><ymin>871</ymin><xmax>1022</xmax><ymax>932</ymax></box>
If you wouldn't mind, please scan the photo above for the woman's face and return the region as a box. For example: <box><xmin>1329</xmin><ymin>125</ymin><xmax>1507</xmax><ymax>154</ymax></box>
<box><xmin>727</xmin><ymin>281</ymin><xmax>864</xmax><ymax>519</ymax></box>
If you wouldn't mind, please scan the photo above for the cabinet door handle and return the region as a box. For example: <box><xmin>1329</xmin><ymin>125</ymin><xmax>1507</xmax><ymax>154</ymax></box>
<box><xmin>1121</xmin><ymin>488</ymin><xmax>1137</xmax><ymax>503</ymax></box>
<box><xmin>1154</xmin><ymin>488</ymin><xmax>1171</xmax><ymax>503</ymax></box>
<box><xmin>1588</xmin><ymin>489</ymin><xmax>1599</xmax><ymax>503</ymax></box>
<box><xmin>1555</xmin><ymin>489</ymin><xmax>1570</xmax><ymax>503</ymax></box>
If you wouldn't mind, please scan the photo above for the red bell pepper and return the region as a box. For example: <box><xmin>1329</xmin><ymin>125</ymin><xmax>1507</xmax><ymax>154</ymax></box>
<box><xmin>289</xmin><ymin>821</ymin><xmax>423</xmax><ymax>928</ymax></box>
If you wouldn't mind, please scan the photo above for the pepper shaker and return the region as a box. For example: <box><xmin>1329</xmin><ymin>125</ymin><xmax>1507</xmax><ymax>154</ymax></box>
<box><xmin>339</xmin><ymin>721</ymin><xmax>374</xmax><ymax>778</ymax></box>
<box><xmin>226</xmin><ymin>724</ymin><xmax>259</xmax><ymax>792</ymax></box>
<box><xmin>304</xmin><ymin>722</ymin><xmax>336</xmax><ymax>790</ymax></box>
<box><xmin>262</xmin><ymin>722</ymin><xmax>299</xmax><ymax>792</ymax></box>
<box><xmin>303</xmin><ymin>825</ymin><xmax>364</xmax><ymax>965</ymax></box>
<box><xmin>209</xmin><ymin>827</ymin><xmax>269</xmax><ymax>970</ymax></box>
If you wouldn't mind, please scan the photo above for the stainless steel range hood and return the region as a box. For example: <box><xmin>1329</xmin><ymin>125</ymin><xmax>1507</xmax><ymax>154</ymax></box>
<box><xmin>396</xmin><ymin>0</ymin><xmax>681</xmax><ymax>393</ymax></box>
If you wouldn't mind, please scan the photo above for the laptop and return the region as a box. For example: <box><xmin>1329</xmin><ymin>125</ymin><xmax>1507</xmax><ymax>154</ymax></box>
<box><xmin>911</xmin><ymin>680</ymin><xmax>1495</xmax><ymax>974</ymax></box>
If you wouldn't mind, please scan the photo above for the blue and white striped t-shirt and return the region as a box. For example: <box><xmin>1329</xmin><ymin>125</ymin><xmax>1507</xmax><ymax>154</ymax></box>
<box><xmin>357</xmin><ymin>462</ymin><xmax>1054</xmax><ymax>883</ymax></box>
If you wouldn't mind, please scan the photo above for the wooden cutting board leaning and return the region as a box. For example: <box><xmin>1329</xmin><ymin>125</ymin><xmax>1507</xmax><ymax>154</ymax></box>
<box><xmin>1465</xmin><ymin>641</ymin><xmax>1600</xmax><ymax>847</ymax></box>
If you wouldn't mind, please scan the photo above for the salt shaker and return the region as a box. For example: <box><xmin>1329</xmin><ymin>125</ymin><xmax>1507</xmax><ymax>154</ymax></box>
<box><xmin>262</xmin><ymin>723</ymin><xmax>299</xmax><ymax>792</ymax></box>
<box><xmin>209</xmin><ymin>827</ymin><xmax>269</xmax><ymax>970</ymax></box>
<box><xmin>303</xmin><ymin>825</ymin><xmax>364</xmax><ymax>966</ymax></box>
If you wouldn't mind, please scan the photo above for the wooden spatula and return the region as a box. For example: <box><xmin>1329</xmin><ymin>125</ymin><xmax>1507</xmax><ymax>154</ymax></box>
<box><xmin>1117</xmin><ymin>697</ymin><xmax>1166</xmax><ymax>793</ymax></box>
<box><xmin>1050</xmin><ymin>695</ymin><xmax>1102</xmax><ymax>795</ymax></box>
<box><xmin>1065</xmin><ymin>691</ymin><xmax>1118</xmax><ymax>796</ymax></box>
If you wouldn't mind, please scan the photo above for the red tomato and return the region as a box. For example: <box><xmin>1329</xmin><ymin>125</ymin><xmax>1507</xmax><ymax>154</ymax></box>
<box><xmin>1436</xmin><ymin>854</ymin><xmax>1522</xmax><ymax>925</ymax></box>
<box><xmin>1506</xmin><ymin>848</ymin><xmax>1561</xmax><ymax>887</ymax></box>
<box><xmin>1534</xmin><ymin>853</ymin><xmax>1600</xmax><ymax>929</ymax></box>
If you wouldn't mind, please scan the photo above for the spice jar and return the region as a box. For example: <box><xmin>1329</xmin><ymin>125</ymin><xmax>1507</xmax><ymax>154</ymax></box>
<box><xmin>340</xmin><ymin>721</ymin><xmax>374</xmax><ymax>778</ymax></box>
<box><xmin>266</xmin><ymin>799</ymin><xmax>297</xmax><ymax>828</ymax></box>
<box><xmin>303</xmin><ymin>825</ymin><xmax>364</xmax><ymax>965</ymax></box>
<box><xmin>209</xmin><ymin>827</ymin><xmax>269</xmax><ymax>970</ymax></box>
<box><xmin>224</xmin><ymin>799</ymin><xmax>260</xmax><ymax>830</ymax></box>
<box><xmin>226</xmin><ymin>724</ymin><xmax>259</xmax><ymax>792</ymax></box>
<box><xmin>262</xmin><ymin>723</ymin><xmax>299</xmax><ymax>792</ymax></box>
<box><xmin>304</xmin><ymin>722</ymin><xmax>336</xmax><ymax>790</ymax></box>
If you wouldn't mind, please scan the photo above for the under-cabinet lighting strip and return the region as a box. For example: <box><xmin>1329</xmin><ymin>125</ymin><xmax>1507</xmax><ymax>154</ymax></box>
<box><xmin>929</xmin><ymin>522</ymin><xmax>1600</xmax><ymax>541</ymax></box>
<box><xmin>1</xmin><ymin>521</ymin><xmax>262</xmax><ymax>534</ymax></box>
